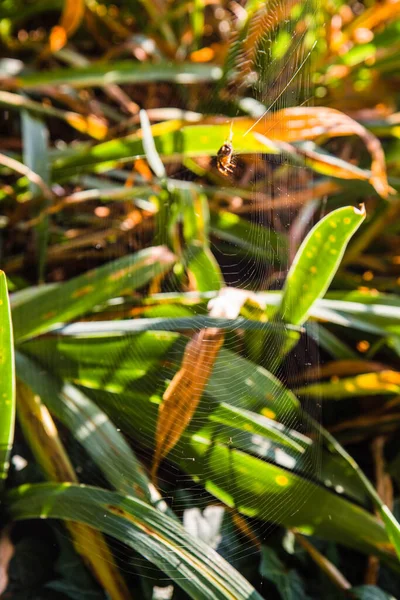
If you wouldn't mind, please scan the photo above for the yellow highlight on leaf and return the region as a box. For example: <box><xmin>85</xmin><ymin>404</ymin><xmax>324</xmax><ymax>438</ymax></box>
<box><xmin>66</xmin><ymin>113</ymin><xmax>108</xmax><ymax>140</ymax></box>
<box><xmin>275</xmin><ymin>475</ymin><xmax>289</xmax><ymax>487</ymax></box>
<box><xmin>261</xmin><ymin>408</ymin><xmax>276</xmax><ymax>420</ymax></box>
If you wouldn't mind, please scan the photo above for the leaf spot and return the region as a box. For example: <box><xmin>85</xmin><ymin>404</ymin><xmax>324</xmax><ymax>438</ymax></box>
<box><xmin>275</xmin><ymin>475</ymin><xmax>289</xmax><ymax>486</ymax></box>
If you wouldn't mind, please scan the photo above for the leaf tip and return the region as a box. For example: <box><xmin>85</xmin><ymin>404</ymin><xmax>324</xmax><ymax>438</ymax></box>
<box><xmin>355</xmin><ymin>203</ymin><xmax>366</xmax><ymax>216</ymax></box>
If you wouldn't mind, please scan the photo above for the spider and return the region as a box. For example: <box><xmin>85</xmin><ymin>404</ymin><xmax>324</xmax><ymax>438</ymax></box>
<box><xmin>216</xmin><ymin>124</ymin><xmax>235</xmax><ymax>176</ymax></box>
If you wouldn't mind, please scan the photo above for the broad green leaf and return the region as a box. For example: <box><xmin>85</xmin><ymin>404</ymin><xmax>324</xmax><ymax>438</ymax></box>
<box><xmin>15</xmin><ymin>350</ymin><xmax>165</xmax><ymax>511</ymax></box>
<box><xmin>22</xmin><ymin>330</ymin><xmax>368</xmax><ymax>506</ymax></box>
<box><xmin>7</xmin><ymin>482</ymin><xmax>264</xmax><ymax>600</ymax></box>
<box><xmin>351</xmin><ymin>585</ymin><xmax>396</xmax><ymax>599</ymax></box>
<box><xmin>186</xmin><ymin>245</ymin><xmax>223</xmax><ymax>292</ymax></box>
<box><xmin>209</xmin><ymin>403</ymin><xmax>308</xmax><ymax>453</ymax></box>
<box><xmin>86</xmin><ymin>387</ymin><xmax>398</xmax><ymax>567</ymax></box>
<box><xmin>276</xmin><ymin>205</ymin><xmax>366</xmax><ymax>326</ymax></box>
<box><xmin>11</xmin><ymin>245</ymin><xmax>175</xmax><ymax>342</ymax></box>
<box><xmin>0</xmin><ymin>271</ymin><xmax>15</xmax><ymax>485</ymax></box>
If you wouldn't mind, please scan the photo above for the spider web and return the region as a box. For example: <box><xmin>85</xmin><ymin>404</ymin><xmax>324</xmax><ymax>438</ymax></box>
<box><xmin>17</xmin><ymin>1</ymin><xmax>327</xmax><ymax>596</ymax></box>
<box><xmin>83</xmin><ymin>0</ymin><xmax>325</xmax><ymax>589</ymax></box>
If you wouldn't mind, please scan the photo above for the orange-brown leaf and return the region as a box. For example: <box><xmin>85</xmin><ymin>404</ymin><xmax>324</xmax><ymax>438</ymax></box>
<box><xmin>151</xmin><ymin>328</ymin><xmax>224</xmax><ymax>481</ymax></box>
<box><xmin>235</xmin><ymin>107</ymin><xmax>390</xmax><ymax>197</ymax></box>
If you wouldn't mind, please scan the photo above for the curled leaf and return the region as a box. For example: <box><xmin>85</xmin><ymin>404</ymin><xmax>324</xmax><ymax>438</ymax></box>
<box><xmin>236</xmin><ymin>107</ymin><xmax>390</xmax><ymax>197</ymax></box>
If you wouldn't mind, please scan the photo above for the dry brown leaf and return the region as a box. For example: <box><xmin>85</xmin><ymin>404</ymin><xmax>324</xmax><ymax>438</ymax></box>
<box><xmin>151</xmin><ymin>326</ymin><xmax>224</xmax><ymax>481</ymax></box>
<box><xmin>151</xmin><ymin>287</ymin><xmax>264</xmax><ymax>481</ymax></box>
<box><xmin>344</xmin><ymin>0</ymin><xmax>400</xmax><ymax>40</ymax></box>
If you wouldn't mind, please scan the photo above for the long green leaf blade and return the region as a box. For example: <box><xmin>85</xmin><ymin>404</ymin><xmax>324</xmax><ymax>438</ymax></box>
<box><xmin>7</xmin><ymin>482</ymin><xmax>264</xmax><ymax>600</ymax></box>
<box><xmin>17</xmin><ymin>61</ymin><xmax>222</xmax><ymax>89</ymax></box>
<box><xmin>0</xmin><ymin>271</ymin><xmax>15</xmax><ymax>485</ymax></box>
<box><xmin>15</xmin><ymin>350</ymin><xmax>165</xmax><ymax>511</ymax></box>
<box><xmin>11</xmin><ymin>245</ymin><xmax>175</xmax><ymax>342</ymax></box>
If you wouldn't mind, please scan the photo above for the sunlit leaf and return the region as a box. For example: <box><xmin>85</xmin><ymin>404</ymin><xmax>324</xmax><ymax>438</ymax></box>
<box><xmin>276</xmin><ymin>205</ymin><xmax>366</xmax><ymax>326</ymax></box>
<box><xmin>296</xmin><ymin>371</ymin><xmax>400</xmax><ymax>399</ymax></box>
<box><xmin>0</xmin><ymin>272</ymin><xmax>15</xmax><ymax>486</ymax></box>
<box><xmin>16</xmin><ymin>379</ymin><xmax>131</xmax><ymax>600</ymax></box>
<box><xmin>8</xmin><ymin>483</ymin><xmax>265</xmax><ymax>600</ymax></box>
<box><xmin>17</xmin><ymin>63</ymin><xmax>222</xmax><ymax>89</ymax></box>
<box><xmin>11</xmin><ymin>246</ymin><xmax>175</xmax><ymax>342</ymax></box>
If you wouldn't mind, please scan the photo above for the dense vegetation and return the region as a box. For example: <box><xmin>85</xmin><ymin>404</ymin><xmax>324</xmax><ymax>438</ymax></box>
<box><xmin>1</xmin><ymin>0</ymin><xmax>400</xmax><ymax>598</ymax></box>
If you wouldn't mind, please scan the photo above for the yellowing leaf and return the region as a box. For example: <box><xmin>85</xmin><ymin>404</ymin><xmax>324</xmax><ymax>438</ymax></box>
<box><xmin>49</xmin><ymin>0</ymin><xmax>85</xmax><ymax>53</ymax></box>
<box><xmin>235</xmin><ymin>107</ymin><xmax>390</xmax><ymax>197</ymax></box>
<box><xmin>16</xmin><ymin>380</ymin><xmax>131</xmax><ymax>600</ymax></box>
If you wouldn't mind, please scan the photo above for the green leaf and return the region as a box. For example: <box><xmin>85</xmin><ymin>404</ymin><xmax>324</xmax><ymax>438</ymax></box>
<box><xmin>18</xmin><ymin>62</ymin><xmax>222</xmax><ymax>89</ymax></box>
<box><xmin>21</xmin><ymin>109</ymin><xmax>50</xmax><ymax>282</ymax></box>
<box><xmin>210</xmin><ymin>210</ymin><xmax>287</xmax><ymax>264</ymax></box>
<box><xmin>380</xmin><ymin>504</ymin><xmax>400</xmax><ymax>563</ymax></box>
<box><xmin>295</xmin><ymin>371</ymin><xmax>400</xmax><ymax>399</ymax></box>
<box><xmin>50</xmin><ymin>316</ymin><xmax>300</xmax><ymax>336</ymax></box>
<box><xmin>21</xmin><ymin>329</ymin><xmax>368</xmax><ymax>506</ymax></box>
<box><xmin>260</xmin><ymin>546</ymin><xmax>309</xmax><ymax>600</ymax></box>
<box><xmin>351</xmin><ymin>585</ymin><xmax>397</xmax><ymax>599</ymax></box>
<box><xmin>7</xmin><ymin>482</ymin><xmax>264</xmax><ymax>600</ymax></box>
<box><xmin>139</xmin><ymin>109</ymin><xmax>166</xmax><ymax>178</ymax></box>
<box><xmin>52</xmin><ymin>122</ymin><xmax>280</xmax><ymax>180</ymax></box>
<box><xmin>86</xmin><ymin>387</ymin><xmax>398</xmax><ymax>566</ymax></box>
<box><xmin>209</xmin><ymin>403</ymin><xmax>308</xmax><ymax>453</ymax></box>
<box><xmin>0</xmin><ymin>271</ymin><xmax>15</xmax><ymax>485</ymax></box>
<box><xmin>11</xmin><ymin>245</ymin><xmax>176</xmax><ymax>342</ymax></box>
<box><xmin>15</xmin><ymin>350</ymin><xmax>163</xmax><ymax>510</ymax></box>
<box><xmin>276</xmin><ymin>205</ymin><xmax>366</xmax><ymax>326</ymax></box>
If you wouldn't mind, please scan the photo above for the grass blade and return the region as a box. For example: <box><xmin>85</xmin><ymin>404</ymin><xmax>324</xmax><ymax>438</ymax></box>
<box><xmin>16</xmin><ymin>62</ymin><xmax>222</xmax><ymax>89</ymax></box>
<box><xmin>16</xmin><ymin>379</ymin><xmax>132</xmax><ymax>600</ymax></box>
<box><xmin>11</xmin><ymin>245</ymin><xmax>175</xmax><ymax>342</ymax></box>
<box><xmin>0</xmin><ymin>272</ymin><xmax>15</xmax><ymax>487</ymax></box>
<box><xmin>7</xmin><ymin>482</ymin><xmax>265</xmax><ymax>600</ymax></box>
<box><xmin>15</xmin><ymin>350</ymin><xmax>169</xmax><ymax>512</ymax></box>
<box><xmin>21</xmin><ymin>109</ymin><xmax>50</xmax><ymax>282</ymax></box>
